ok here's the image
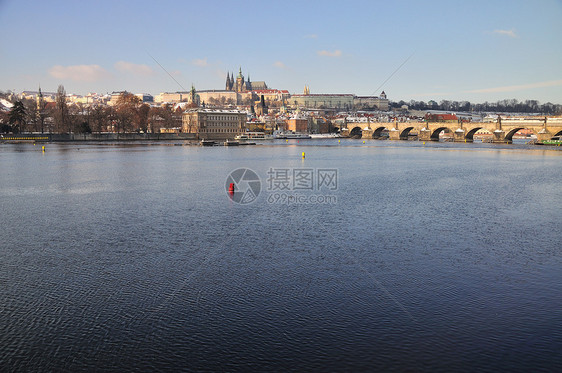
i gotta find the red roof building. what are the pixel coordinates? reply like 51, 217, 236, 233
425, 113, 458, 122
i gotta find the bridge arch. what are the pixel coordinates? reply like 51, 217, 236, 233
430, 127, 451, 141
349, 126, 362, 138
504, 127, 538, 142
372, 126, 387, 139
465, 127, 484, 141
399, 127, 415, 140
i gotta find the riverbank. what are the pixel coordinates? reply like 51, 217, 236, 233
0, 133, 197, 142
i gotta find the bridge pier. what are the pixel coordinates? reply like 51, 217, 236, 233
491, 130, 509, 143
453, 128, 466, 142
537, 130, 553, 142
419, 128, 432, 142
362, 129, 373, 139
388, 128, 401, 140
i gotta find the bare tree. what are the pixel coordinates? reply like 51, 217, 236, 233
89, 105, 110, 133
114, 93, 141, 133
23, 99, 38, 132
137, 103, 150, 132
54, 85, 69, 133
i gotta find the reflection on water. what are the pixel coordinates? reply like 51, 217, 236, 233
1, 141, 561, 371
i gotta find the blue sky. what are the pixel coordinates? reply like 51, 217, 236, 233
1, 0, 561, 103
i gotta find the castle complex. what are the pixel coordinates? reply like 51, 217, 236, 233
225, 67, 268, 92
154, 66, 389, 111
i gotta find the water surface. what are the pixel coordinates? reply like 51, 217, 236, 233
1, 140, 561, 371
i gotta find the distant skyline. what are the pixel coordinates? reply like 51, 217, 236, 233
1, 0, 561, 104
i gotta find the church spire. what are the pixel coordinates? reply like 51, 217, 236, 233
37, 84, 44, 110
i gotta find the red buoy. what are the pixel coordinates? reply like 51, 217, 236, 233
229, 183, 235, 195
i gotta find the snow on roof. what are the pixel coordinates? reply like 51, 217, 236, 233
252, 89, 289, 94
0, 98, 14, 109
292, 93, 354, 97
185, 108, 247, 114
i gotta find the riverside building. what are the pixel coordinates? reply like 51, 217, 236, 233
291, 87, 389, 111
181, 108, 246, 140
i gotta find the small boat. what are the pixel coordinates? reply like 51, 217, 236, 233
235, 132, 274, 140
200, 139, 216, 146
224, 140, 240, 146
309, 133, 343, 139
273, 131, 311, 139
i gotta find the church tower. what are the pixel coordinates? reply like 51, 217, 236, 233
188, 84, 199, 107
226, 73, 231, 91
236, 67, 244, 93
36, 86, 44, 110
37, 85, 45, 133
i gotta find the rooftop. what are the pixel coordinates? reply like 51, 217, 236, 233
184, 108, 247, 114
292, 93, 354, 97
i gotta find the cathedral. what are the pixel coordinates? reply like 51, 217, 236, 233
225, 67, 267, 92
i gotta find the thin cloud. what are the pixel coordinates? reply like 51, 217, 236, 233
466, 79, 562, 93
215, 68, 227, 80
49, 64, 110, 82
273, 61, 286, 69
492, 29, 517, 38
317, 49, 342, 57
170, 70, 183, 78
192, 58, 208, 67
114, 61, 154, 76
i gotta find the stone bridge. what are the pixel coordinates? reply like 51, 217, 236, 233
343, 117, 562, 143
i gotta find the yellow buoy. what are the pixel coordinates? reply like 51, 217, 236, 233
302, 152, 305, 159
42, 146, 45, 152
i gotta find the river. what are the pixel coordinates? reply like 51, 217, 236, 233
1, 139, 561, 371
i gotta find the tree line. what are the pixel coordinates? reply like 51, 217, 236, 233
2, 86, 562, 134
391, 99, 562, 115
0, 85, 182, 134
